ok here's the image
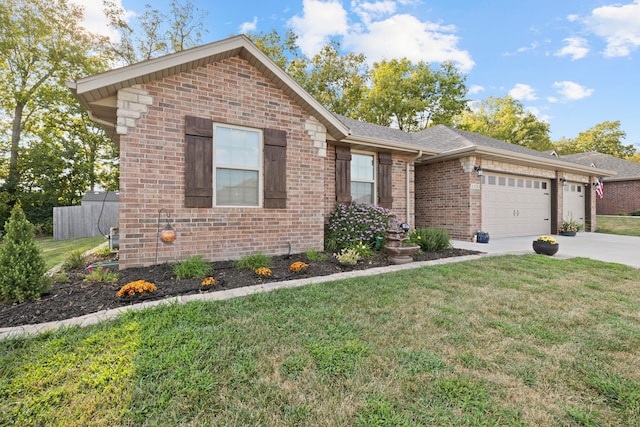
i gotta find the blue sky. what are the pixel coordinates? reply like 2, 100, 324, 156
76, 0, 640, 149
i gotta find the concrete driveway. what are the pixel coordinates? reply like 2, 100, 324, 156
453, 233, 640, 269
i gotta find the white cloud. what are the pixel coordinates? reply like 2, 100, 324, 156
352, 1, 397, 24
584, 0, 640, 57
289, 0, 349, 56
525, 106, 551, 123
555, 37, 590, 60
239, 17, 258, 34
503, 41, 539, 56
70, 0, 134, 41
509, 83, 538, 101
550, 81, 594, 102
289, 0, 475, 72
468, 85, 485, 95
344, 14, 475, 72
567, 14, 580, 22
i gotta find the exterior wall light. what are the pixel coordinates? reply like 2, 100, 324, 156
473, 166, 483, 176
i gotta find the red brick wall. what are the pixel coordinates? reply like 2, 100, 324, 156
415, 160, 480, 240
323, 144, 415, 227
596, 180, 640, 215
118, 57, 326, 269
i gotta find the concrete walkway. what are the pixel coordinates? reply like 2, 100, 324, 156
1, 232, 637, 340
452, 232, 640, 269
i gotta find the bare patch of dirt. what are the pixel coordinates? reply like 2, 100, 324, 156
0, 249, 480, 328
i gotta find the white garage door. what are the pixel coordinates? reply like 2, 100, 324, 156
563, 182, 585, 224
481, 173, 551, 238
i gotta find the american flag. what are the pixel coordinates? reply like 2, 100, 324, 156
595, 179, 604, 199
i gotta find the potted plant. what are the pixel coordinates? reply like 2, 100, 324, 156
533, 235, 559, 256
559, 217, 582, 236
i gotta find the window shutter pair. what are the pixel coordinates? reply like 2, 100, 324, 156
334, 146, 393, 209
184, 115, 287, 208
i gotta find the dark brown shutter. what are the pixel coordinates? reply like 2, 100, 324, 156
378, 152, 393, 208
263, 128, 287, 209
335, 145, 352, 203
185, 116, 213, 208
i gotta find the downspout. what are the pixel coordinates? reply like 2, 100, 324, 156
407, 150, 423, 225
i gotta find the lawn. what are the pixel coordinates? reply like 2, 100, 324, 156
36, 235, 107, 269
1, 255, 639, 426
596, 215, 640, 236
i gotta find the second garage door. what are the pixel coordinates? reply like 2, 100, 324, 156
481, 173, 551, 238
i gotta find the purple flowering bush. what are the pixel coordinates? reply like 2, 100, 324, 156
325, 203, 390, 251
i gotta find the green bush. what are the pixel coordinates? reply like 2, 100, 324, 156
334, 248, 360, 265
63, 250, 86, 270
0, 205, 51, 303
409, 227, 451, 252
630, 210, 640, 217
235, 252, 272, 270
325, 203, 389, 252
172, 255, 213, 279
305, 249, 328, 262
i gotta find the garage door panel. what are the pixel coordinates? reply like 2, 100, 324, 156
563, 183, 585, 223
482, 173, 551, 238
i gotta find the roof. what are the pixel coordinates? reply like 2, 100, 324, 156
82, 191, 120, 202
561, 152, 640, 181
67, 35, 350, 144
410, 125, 615, 176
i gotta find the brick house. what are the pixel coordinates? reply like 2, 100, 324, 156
68, 35, 613, 269
562, 152, 640, 215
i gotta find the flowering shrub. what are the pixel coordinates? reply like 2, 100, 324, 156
334, 248, 360, 265
350, 241, 374, 258
325, 203, 389, 251
536, 235, 558, 245
116, 280, 157, 298
255, 267, 272, 277
201, 277, 217, 287
84, 264, 119, 284
289, 261, 309, 273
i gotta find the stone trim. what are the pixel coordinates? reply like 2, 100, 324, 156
305, 116, 327, 157
116, 85, 153, 135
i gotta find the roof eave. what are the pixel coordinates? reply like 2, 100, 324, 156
420, 146, 617, 177
340, 135, 436, 155
69, 35, 350, 141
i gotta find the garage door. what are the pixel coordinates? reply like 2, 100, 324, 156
481, 173, 551, 238
563, 182, 585, 224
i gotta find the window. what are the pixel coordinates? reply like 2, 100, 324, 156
351, 152, 375, 204
214, 125, 262, 206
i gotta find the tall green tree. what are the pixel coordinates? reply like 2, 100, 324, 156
103, 0, 208, 65
360, 59, 467, 131
0, 0, 102, 199
554, 121, 635, 158
455, 96, 553, 151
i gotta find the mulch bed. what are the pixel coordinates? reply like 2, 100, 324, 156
0, 248, 481, 328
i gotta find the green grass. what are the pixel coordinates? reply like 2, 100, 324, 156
34, 236, 106, 270
596, 215, 640, 236
1, 255, 639, 426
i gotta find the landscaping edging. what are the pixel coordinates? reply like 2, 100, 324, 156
0, 254, 484, 340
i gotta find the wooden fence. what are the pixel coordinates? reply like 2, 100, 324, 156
53, 203, 119, 240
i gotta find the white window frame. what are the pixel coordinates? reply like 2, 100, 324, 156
350, 150, 377, 205
212, 123, 263, 207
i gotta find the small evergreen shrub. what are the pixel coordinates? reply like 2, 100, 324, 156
630, 210, 640, 216
325, 203, 389, 252
63, 250, 86, 270
409, 227, 452, 252
0, 206, 50, 303
235, 252, 272, 270
305, 248, 328, 262
172, 255, 213, 279
334, 248, 361, 265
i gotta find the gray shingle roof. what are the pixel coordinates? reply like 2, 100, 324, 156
561, 152, 640, 180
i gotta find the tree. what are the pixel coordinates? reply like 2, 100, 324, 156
0, 0, 102, 200
103, 0, 208, 65
360, 59, 468, 131
0, 205, 50, 303
455, 96, 553, 151
554, 121, 635, 158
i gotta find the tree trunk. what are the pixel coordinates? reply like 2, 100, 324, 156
7, 102, 24, 197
